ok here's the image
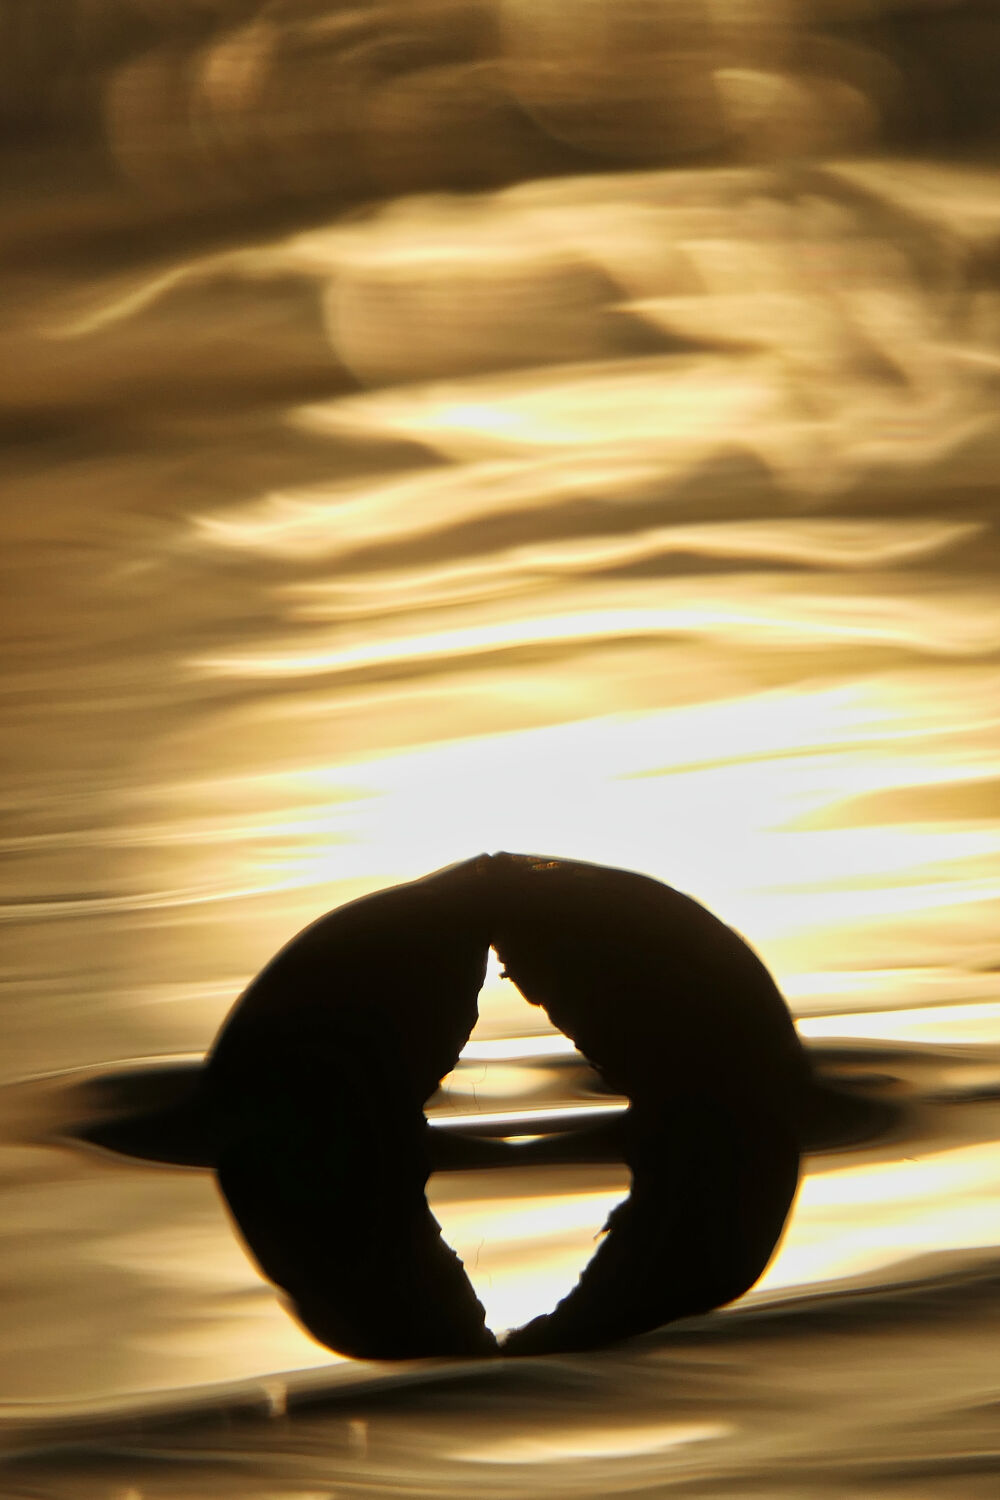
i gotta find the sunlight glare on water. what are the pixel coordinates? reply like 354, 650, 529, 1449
3, 1, 1000, 1494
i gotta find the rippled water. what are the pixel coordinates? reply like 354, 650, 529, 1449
3, 2, 1000, 1494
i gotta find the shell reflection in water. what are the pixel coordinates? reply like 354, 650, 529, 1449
3, 0, 1000, 1496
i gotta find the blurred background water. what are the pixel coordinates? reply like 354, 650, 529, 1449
3, 1, 1000, 1494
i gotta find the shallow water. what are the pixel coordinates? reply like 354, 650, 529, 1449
3, 1, 1000, 1493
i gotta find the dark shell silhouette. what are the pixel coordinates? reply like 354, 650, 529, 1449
200, 853, 809, 1358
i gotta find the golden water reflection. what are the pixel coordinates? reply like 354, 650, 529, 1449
3, 5, 1000, 1486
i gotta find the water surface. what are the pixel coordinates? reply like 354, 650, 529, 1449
3, 2, 1000, 1493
